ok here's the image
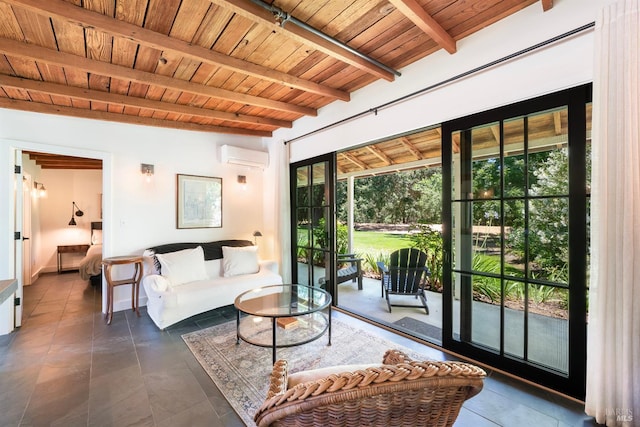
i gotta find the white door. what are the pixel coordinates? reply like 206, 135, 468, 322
22, 173, 32, 286
14, 149, 24, 327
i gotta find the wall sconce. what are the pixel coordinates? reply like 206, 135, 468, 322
253, 230, 262, 245
68, 201, 84, 226
238, 175, 247, 189
141, 163, 154, 182
33, 181, 47, 198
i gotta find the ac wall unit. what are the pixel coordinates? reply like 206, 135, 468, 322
220, 145, 269, 169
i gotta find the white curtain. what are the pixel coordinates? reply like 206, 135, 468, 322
273, 141, 291, 283
586, 1, 640, 425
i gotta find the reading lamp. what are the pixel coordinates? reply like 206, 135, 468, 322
68, 201, 84, 226
253, 230, 262, 245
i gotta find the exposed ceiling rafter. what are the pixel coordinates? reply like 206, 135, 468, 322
399, 137, 424, 160
366, 145, 393, 165
0, 37, 317, 117
0, 97, 271, 136
0, 75, 291, 129
207, 0, 396, 81
341, 152, 368, 170
2, 0, 350, 102
389, 0, 457, 54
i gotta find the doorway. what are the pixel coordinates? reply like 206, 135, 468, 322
290, 154, 337, 295
15, 148, 106, 326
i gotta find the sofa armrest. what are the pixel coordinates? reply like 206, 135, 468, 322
142, 275, 178, 308
259, 260, 279, 275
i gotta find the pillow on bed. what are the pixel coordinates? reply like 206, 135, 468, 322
222, 245, 259, 277
91, 229, 103, 245
156, 246, 207, 286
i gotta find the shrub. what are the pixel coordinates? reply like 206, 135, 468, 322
409, 224, 443, 290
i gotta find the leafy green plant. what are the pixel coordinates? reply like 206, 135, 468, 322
360, 249, 390, 278
473, 277, 501, 303
409, 224, 443, 290
529, 284, 558, 304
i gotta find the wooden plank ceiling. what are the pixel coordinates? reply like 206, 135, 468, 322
0, 0, 548, 136
3, 0, 552, 169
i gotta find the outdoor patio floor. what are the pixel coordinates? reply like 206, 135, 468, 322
336, 275, 568, 373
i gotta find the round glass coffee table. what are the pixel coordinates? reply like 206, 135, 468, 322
234, 284, 332, 364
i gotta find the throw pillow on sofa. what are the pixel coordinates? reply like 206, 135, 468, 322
222, 245, 259, 277
156, 246, 208, 286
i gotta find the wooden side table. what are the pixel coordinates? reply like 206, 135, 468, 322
57, 244, 90, 273
102, 255, 143, 325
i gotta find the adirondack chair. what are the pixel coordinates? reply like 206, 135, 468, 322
319, 253, 363, 290
377, 248, 430, 314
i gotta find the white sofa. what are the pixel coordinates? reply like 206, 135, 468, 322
142, 240, 283, 329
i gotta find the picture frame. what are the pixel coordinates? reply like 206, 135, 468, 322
176, 174, 222, 229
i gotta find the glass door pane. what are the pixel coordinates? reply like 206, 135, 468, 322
444, 85, 591, 399
292, 156, 335, 295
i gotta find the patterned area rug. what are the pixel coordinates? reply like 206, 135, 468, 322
182, 318, 422, 426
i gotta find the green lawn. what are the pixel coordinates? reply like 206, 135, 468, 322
352, 231, 412, 253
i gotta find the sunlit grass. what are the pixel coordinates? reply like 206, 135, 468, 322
353, 231, 412, 252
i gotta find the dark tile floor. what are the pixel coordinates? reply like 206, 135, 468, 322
0, 272, 599, 426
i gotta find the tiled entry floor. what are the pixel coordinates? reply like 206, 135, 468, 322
0, 272, 599, 426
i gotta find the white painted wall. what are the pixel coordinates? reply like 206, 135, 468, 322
273, 0, 608, 161
0, 112, 268, 324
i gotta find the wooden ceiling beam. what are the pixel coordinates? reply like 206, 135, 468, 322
25, 152, 101, 169
0, 37, 316, 117
32, 159, 101, 168
388, 0, 456, 54
207, 0, 395, 82
490, 125, 500, 143
399, 137, 424, 160
0, 74, 291, 128
541, 0, 553, 12
366, 145, 393, 165
3, 0, 349, 102
340, 152, 368, 170
0, 97, 272, 137
553, 111, 562, 135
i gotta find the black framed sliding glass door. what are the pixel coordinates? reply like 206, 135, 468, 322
290, 154, 337, 298
442, 85, 591, 399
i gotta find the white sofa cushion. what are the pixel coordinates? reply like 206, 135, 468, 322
222, 245, 259, 277
204, 258, 223, 279
156, 246, 207, 286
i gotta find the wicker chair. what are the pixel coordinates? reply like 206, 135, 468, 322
254, 349, 486, 427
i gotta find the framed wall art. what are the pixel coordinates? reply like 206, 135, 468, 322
176, 174, 222, 229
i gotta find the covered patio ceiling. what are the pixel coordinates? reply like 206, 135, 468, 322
335, 104, 592, 179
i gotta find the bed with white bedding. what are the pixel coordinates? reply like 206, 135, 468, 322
79, 221, 102, 284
